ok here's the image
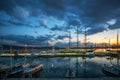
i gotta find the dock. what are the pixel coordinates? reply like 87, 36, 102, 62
0, 52, 118, 57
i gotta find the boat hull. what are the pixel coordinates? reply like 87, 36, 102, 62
7, 70, 24, 78
7, 65, 24, 78
102, 68, 120, 77
23, 64, 43, 76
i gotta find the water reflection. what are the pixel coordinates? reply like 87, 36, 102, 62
0, 56, 119, 78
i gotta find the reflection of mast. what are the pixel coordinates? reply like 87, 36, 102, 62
76, 57, 78, 77
83, 57, 86, 77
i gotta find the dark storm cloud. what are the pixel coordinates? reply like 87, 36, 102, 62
55, 41, 83, 47
76, 0, 120, 24
50, 25, 65, 31
0, 0, 120, 35
0, 0, 29, 21
36, 35, 53, 41
2, 35, 34, 44
0, 0, 16, 14
0, 18, 40, 28
1, 34, 55, 46
1, 34, 71, 46
87, 26, 106, 35
0, 21, 7, 26
39, 0, 67, 19
56, 35, 69, 40
67, 17, 80, 27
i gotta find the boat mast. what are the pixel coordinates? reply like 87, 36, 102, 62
69, 31, 71, 51
76, 26, 79, 77
0, 36, 3, 54
77, 26, 79, 49
10, 45, 12, 70
117, 29, 119, 67
109, 39, 110, 51
84, 26, 87, 52
84, 26, 87, 77
24, 35, 27, 64
117, 29, 119, 51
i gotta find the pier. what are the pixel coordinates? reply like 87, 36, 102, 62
0, 52, 118, 57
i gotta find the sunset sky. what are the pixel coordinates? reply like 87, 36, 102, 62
0, 0, 120, 47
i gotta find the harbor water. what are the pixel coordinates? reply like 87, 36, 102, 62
0, 55, 120, 79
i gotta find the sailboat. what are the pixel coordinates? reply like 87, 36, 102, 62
102, 29, 120, 77
22, 35, 43, 77
0, 46, 20, 73
66, 31, 76, 78
6, 36, 29, 78
7, 64, 25, 78
22, 63, 43, 77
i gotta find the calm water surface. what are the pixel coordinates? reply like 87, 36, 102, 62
0, 56, 119, 78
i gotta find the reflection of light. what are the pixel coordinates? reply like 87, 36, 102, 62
94, 49, 106, 52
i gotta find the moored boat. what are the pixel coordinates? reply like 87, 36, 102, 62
7, 64, 25, 78
22, 63, 43, 77
7, 63, 29, 78
102, 64, 120, 77
102, 29, 120, 77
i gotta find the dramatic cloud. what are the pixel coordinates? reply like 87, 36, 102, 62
55, 41, 83, 47
0, 0, 120, 47
109, 19, 120, 30
40, 18, 48, 28
55, 35, 69, 40
51, 25, 64, 31
1, 34, 53, 45
12, 6, 29, 20
87, 24, 109, 35
0, 0, 120, 29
